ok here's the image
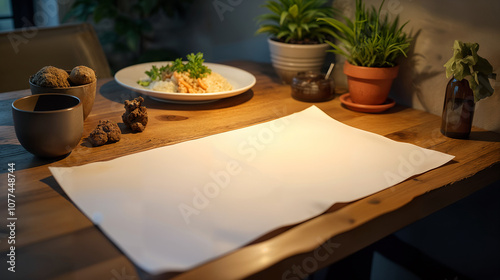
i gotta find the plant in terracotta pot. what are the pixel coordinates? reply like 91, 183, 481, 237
256, 0, 335, 84
318, 0, 411, 106
441, 40, 496, 139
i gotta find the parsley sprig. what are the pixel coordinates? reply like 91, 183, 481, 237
137, 52, 211, 86
183, 53, 211, 79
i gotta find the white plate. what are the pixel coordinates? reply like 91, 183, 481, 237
114, 62, 256, 102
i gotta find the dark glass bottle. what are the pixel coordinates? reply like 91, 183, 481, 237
440, 78, 475, 139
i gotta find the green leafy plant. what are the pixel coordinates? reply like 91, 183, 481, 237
64, 0, 193, 70
318, 0, 411, 67
256, 0, 335, 44
182, 52, 211, 79
137, 52, 211, 86
444, 40, 496, 102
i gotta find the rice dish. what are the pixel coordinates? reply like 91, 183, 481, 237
148, 80, 178, 92
137, 53, 234, 94
146, 71, 232, 94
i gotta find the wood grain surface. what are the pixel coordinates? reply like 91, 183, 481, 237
0, 61, 498, 280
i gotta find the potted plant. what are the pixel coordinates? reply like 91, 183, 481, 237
441, 40, 496, 138
256, 0, 335, 84
318, 0, 411, 105
63, 0, 194, 72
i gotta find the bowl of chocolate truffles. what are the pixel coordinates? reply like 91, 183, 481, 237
29, 65, 97, 120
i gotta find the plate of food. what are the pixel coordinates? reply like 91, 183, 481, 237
114, 53, 256, 103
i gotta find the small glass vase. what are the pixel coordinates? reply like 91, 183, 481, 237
440, 78, 475, 139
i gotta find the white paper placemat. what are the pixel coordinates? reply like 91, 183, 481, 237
50, 106, 454, 274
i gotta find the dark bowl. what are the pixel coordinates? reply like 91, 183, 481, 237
29, 78, 96, 120
12, 93, 84, 158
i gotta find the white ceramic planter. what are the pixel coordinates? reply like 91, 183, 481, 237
268, 38, 330, 84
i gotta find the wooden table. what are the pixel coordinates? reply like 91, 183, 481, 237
0, 61, 499, 280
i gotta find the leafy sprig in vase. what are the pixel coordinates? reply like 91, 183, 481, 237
441, 40, 496, 138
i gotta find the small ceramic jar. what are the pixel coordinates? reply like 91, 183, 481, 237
291, 71, 335, 102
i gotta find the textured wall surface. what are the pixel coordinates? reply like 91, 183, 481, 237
59, 0, 499, 132
334, 0, 500, 132
184, 0, 500, 132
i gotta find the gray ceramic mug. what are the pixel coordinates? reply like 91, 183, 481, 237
12, 93, 84, 158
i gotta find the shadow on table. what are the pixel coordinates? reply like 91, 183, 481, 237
99, 80, 139, 104
0, 144, 71, 173
41, 176, 71, 201
469, 131, 500, 142
142, 201, 354, 280
339, 103, 408, 115
41, 173, 185, 280
99, 80, 254, 111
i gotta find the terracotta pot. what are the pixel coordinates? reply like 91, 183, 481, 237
343, 61, 399, 105
268, 38, 329, 84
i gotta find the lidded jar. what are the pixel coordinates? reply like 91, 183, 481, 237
291, 71, 335, 102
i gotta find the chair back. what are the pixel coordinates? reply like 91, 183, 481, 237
0, 23, 111, 92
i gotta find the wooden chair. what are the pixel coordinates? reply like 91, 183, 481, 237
0, 23, 111, 93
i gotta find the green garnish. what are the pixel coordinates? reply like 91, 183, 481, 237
137, 80, 151, 87
444, 40, 496, 103
136, 52, 211, 86
137, 65, 168, 86
183, 53, 211, 79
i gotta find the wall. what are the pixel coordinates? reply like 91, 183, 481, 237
359, 0, 500, 133
57, 0, 499, 132
179, 0, 270, 63
176, 0, 500, 133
